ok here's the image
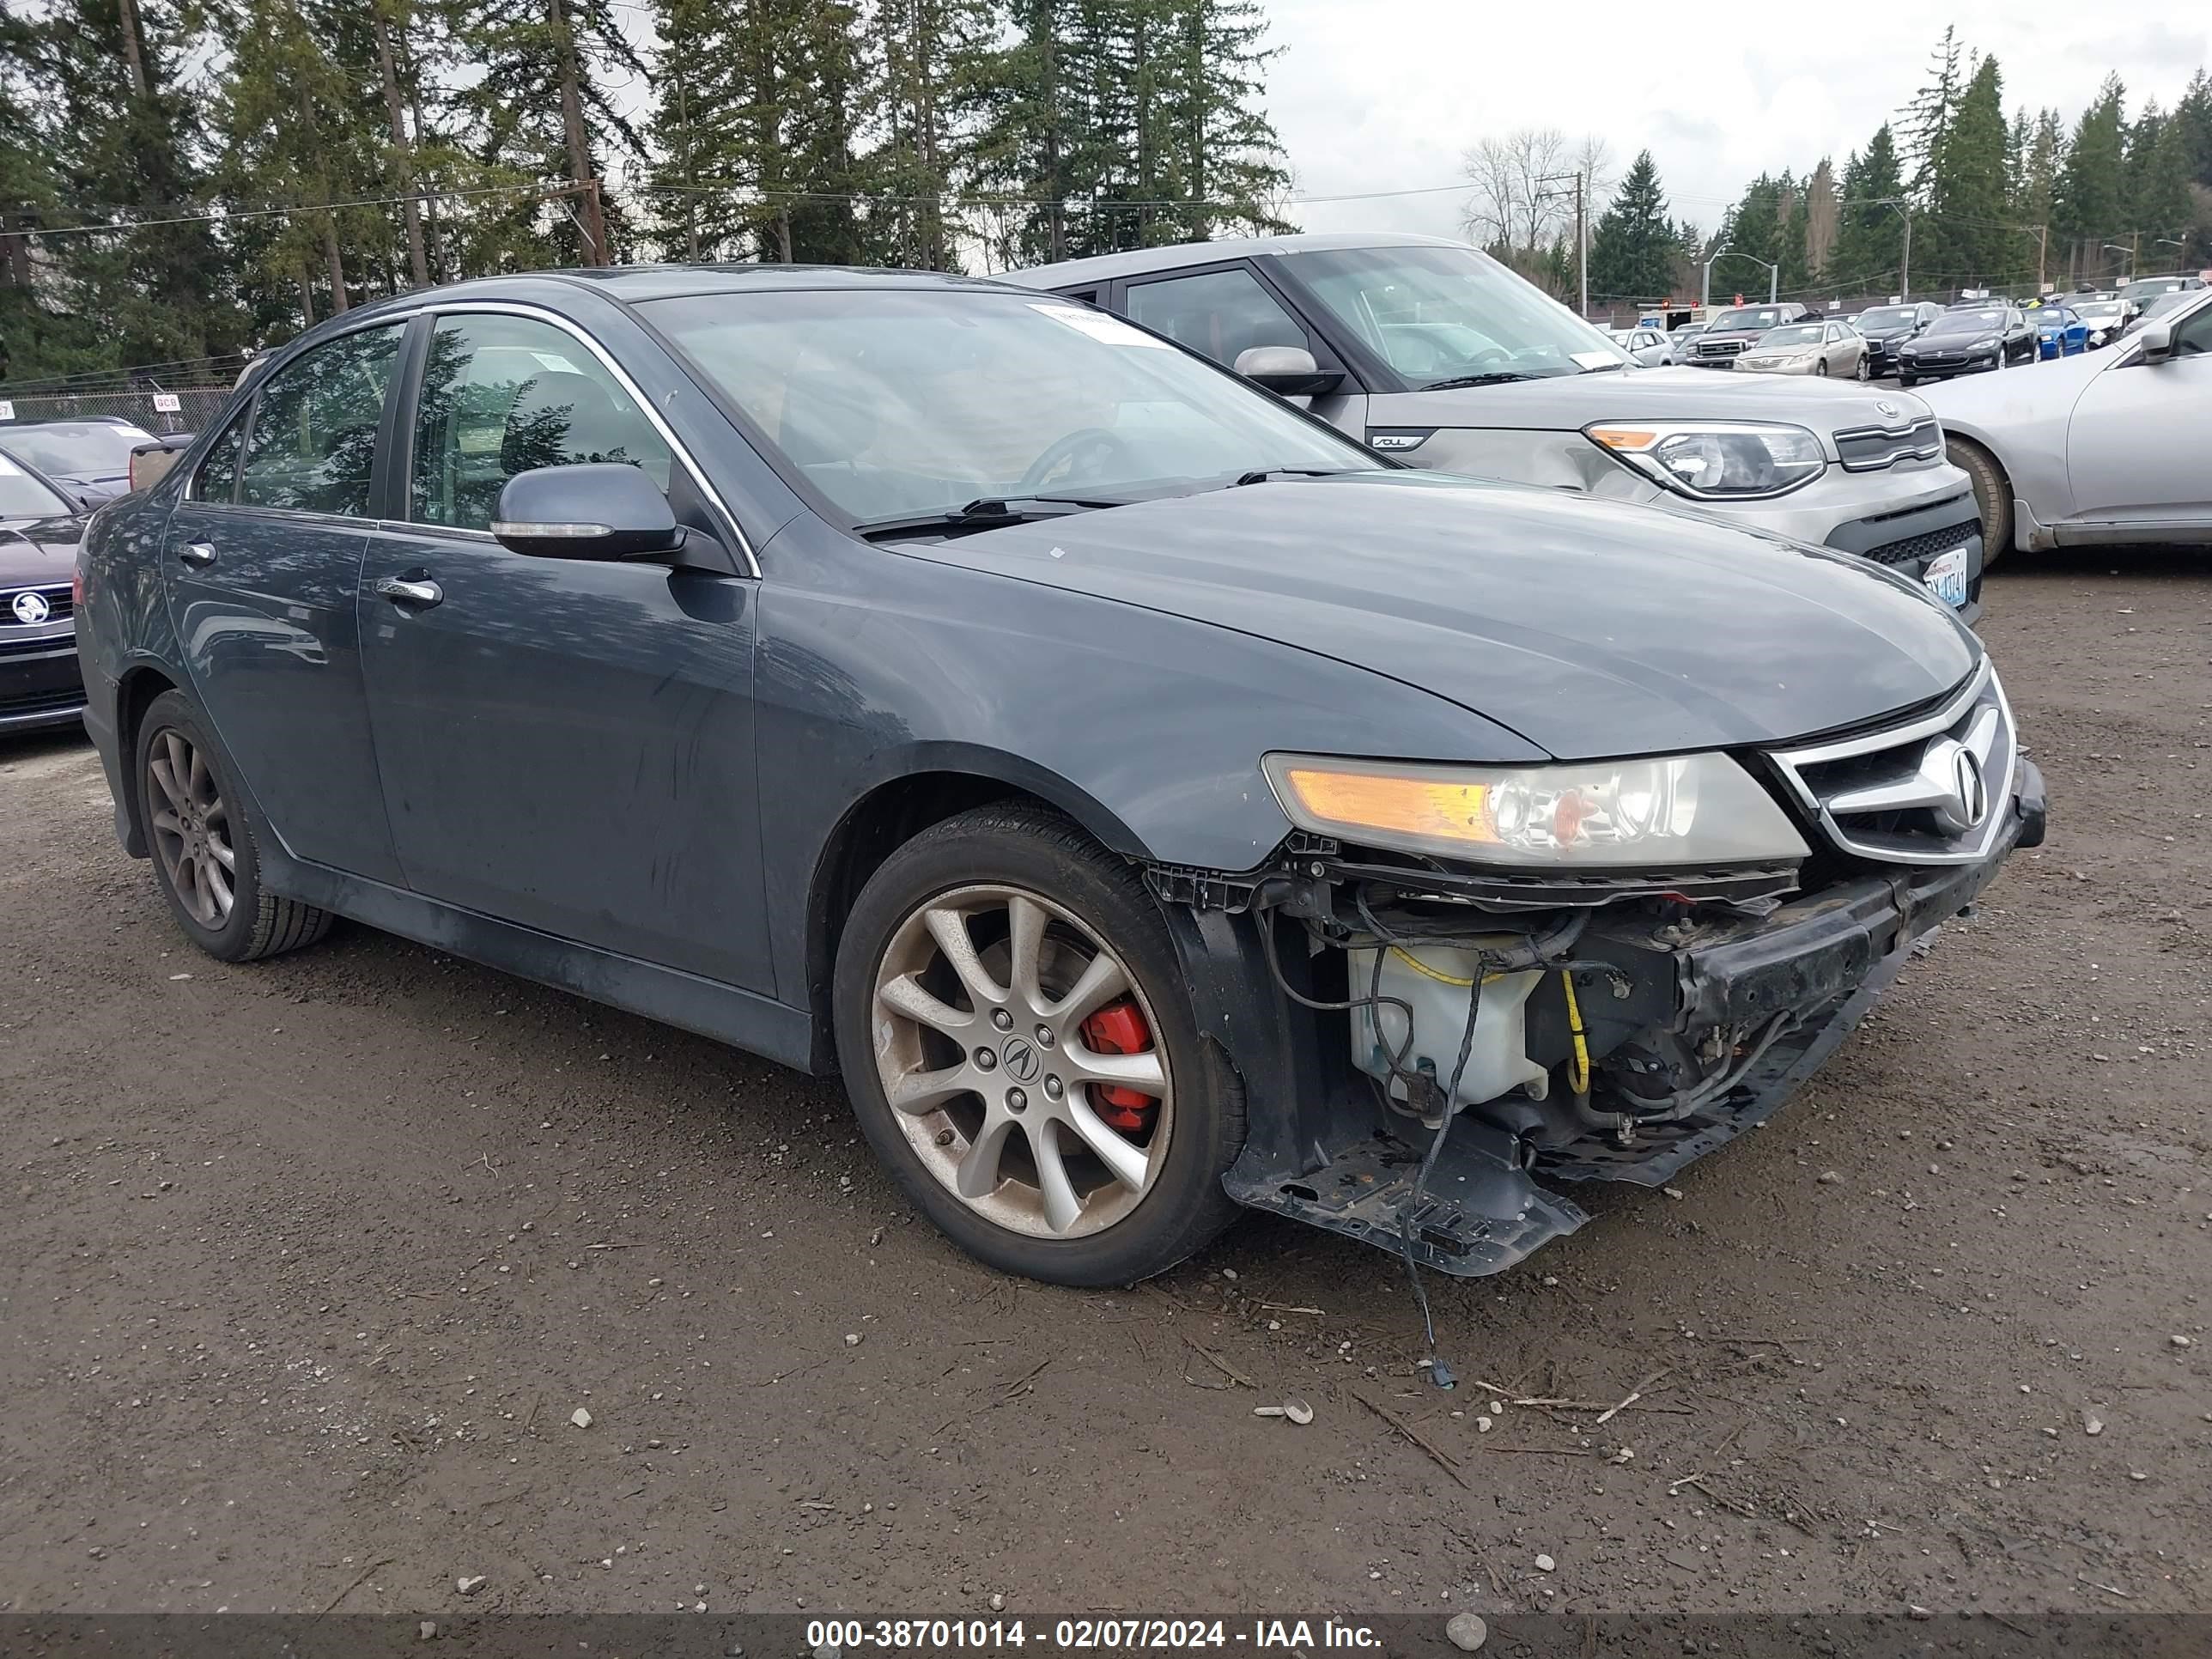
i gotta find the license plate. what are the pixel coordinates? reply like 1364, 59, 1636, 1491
1923, 547, 1970, 609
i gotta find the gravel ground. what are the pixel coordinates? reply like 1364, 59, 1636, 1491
2, 548, 2207, 1623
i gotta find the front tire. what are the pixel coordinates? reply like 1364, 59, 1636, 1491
136, 690, 333, 962
833, 803, 1245, 1285
1899, 374, 1918, 388
1947, 437, 2014, 571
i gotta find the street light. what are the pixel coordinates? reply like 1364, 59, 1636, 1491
2102, 242, 2135, 276
1702, 248, 1778, 307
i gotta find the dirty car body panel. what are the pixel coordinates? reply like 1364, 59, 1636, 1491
75, 264, 2043, 1282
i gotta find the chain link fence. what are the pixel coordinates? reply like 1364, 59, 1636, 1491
0, 384, 236, 437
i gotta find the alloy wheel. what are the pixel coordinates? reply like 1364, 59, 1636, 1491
146, 728, 235, 928
870, 883, 1173, 1239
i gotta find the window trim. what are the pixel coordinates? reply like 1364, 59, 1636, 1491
399, 301, 757, 576
1119, 260, 1322, 374
228, 313, 416, 523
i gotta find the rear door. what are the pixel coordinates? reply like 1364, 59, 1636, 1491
355, 307, 775, 992
163, 320, 409, 884
2063, 300, 2212, 536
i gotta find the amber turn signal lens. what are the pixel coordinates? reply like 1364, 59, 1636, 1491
1278, 766, 1501, 848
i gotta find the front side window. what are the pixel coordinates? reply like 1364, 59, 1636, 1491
1284, 243, 1627, 386
2172, 301, 2212, 358
238, 325, 404, 515
1123, 267, 1313, 369
644, 289, 1376, 526
410, 314, 673, 532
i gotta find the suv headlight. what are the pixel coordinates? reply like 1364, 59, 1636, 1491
1583, 420, 1826, 500
1262, 751, 1809, 868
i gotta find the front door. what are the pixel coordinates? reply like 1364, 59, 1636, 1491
2064, 303, 2212, 534
356, 309, 774, 993
163, 322, 409, 884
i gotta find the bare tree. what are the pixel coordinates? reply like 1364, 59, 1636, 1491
1458, 128, 1614, 256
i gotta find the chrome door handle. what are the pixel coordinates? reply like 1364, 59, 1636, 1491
374, 575, 443, 609
178, 540, 217, 568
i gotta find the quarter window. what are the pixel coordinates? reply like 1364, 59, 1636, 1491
1123, 267, 1312, 371
192, 408, 250, 502
409, 314, 672, 532
237, 325, 404, 516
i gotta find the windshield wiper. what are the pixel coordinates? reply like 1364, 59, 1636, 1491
1420, 371, 1540, 390
853, 495, 1121, 542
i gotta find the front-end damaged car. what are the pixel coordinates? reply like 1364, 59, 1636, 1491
74, 267, 2043, 1288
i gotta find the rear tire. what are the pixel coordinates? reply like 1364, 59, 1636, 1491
833, 803, 1245, 1285
1899, 374, 1917, 388
136, 689, 333, 963
1946, 437, 2014, 571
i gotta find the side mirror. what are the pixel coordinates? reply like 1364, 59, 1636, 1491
491, 462, 684, 561
1233, 344, 1342, 398
2136, 320, 2176, 363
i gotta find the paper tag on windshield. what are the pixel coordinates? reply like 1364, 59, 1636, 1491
1030, 303, 1170, 348
1571, 350, 1620, 370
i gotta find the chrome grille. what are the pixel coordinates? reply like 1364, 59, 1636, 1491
1769, 660, 2016, 866
1, 583, 73, 629
1833, 417, 1944, 472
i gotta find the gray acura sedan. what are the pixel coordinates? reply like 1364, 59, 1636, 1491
76, 266, 2045, 1286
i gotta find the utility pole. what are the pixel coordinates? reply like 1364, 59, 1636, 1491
2033, 224, 2046, 292
1874, 197, 1913, 297
1577, 170, 1589, 320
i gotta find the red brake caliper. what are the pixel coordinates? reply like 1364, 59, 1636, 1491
1079, 999, 1158, 1132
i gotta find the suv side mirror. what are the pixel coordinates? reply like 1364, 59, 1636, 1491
1233, 344, 1342, 398
492, 462, 687, 562
2136, 319, 2177, 363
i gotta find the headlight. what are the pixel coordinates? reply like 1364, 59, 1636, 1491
1261, 751, 1809, 868
1584, 420, 1826, 500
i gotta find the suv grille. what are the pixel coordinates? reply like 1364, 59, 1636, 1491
1834, 418, 1944, 472
1769, 660, 2016, 866
1861, 518, 1978, 569
1694, 338, 1747, 359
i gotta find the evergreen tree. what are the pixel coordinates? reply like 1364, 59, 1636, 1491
861, 0, 1000, 269
1832, 124, 1907, 293
1900, 27, 1963, 197
4, 0, 235, 376
2009, 107, 2065, 288
1924, 53, 2008, 285
1587, 149, 1675, 301
1802, 157, 1838, 283
2127, 105, 2193, 255
2056, 75, 2128, 283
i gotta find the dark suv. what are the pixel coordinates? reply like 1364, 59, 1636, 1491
75, 266, 2043, 1287
1851, 301, 1944, 378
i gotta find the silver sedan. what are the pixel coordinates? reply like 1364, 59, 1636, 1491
1924, 289, 2212, 565
1735, 319, 1869, 380
1605, 326, 1676, 367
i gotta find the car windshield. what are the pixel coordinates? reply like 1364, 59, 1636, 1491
0, 421, 153, 477
2036, 309, 2075, 325
1706, 307, 1789, 332
644, 289, 1377, 525
1930, 309, 2004, 335
1856, 307, 1919, 330
1757, 325, 1824, 347
0, 453, 76, 517
1279, 243, 1628, 385
2075, 301, 2123, 318
2123, 279, 2185, 299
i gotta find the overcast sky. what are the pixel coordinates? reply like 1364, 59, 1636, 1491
1262, 1, 2210, 240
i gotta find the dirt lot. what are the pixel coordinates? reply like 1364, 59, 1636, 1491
3, 549, 2208, 1626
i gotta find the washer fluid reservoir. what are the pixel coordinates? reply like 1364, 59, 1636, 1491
1349, 944, 1548, 1111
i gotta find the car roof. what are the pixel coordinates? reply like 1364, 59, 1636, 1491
1002, 231, 1473, 288
0, 413, 146, 430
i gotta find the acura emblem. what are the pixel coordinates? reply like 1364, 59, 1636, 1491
1000, 1036, 1042, 1084
1949, 746, 1989, 830
10, 590, 50, 625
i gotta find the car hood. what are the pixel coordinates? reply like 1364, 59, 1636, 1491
1917, 344, 2106, 420
1902, 332, 1998, 351
898, 473, 1978, 760
0, 513, 86, 586
1391, 367, 1927, 441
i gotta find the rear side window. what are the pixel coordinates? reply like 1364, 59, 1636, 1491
192, 409, 249, 502
238, 325, 404, 516
1123, 267, 1311, 370
409, 313, 672, 532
